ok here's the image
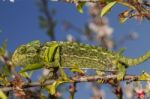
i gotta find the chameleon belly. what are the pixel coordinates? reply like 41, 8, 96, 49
59, 42, 118, 71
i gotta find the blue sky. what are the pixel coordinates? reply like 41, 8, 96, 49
0, 0, 150, 98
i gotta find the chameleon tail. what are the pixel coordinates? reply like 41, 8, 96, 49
119, 51, 150, 66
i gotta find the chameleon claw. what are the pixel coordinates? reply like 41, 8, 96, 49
117, 74, 124, 81
117, 63, 126, 81
96, 70, 105, 76
71, 64, 85, 75
97, 79, 105, 84
58, 66, 70, 81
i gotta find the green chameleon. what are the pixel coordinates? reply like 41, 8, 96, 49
11, 40, 150, 93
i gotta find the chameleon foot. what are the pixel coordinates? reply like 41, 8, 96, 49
96, 70, 105, 84
43, 67, 71, 95
46, 68, 72, 95
40, 69, 56, 87
71, 64, 85, 75
117, 63, 126, 81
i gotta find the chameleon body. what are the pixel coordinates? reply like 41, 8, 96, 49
12, 40, 150, 80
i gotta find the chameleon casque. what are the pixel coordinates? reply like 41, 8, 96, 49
11, 40, 150, 85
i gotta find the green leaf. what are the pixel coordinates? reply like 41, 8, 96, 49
119, 17, 128, 23
19, 63, 43, 73
100, 1, 117, 17
0, 40, 7, 56
46, 80, 67, 95
77, 2, 86, 13
3, 65, 11, 76
0, 90, 7, 99
20, 71, 33, 78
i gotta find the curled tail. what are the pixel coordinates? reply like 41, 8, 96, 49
119, 51, 150, 66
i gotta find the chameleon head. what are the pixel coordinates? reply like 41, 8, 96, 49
11, 40, 41, 66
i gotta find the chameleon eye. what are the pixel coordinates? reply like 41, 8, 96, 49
26, 47, 37, 53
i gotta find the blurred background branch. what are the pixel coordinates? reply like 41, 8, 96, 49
38, 0, 56, 40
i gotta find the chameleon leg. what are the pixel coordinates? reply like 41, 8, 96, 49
55, 46, 70, 81
70, 64, 85, 75
47, 63, 71, 95
118, 48, 126, 55
45, 42, 69, 81
96, 70, 105, 83
45, 46, 71, 95
40, 68, 58, 84
117, 62, 126, 81
96, 70, 105, 76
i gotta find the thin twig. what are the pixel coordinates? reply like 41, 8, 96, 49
51, 0, 100, 3
69, 82, 77, 99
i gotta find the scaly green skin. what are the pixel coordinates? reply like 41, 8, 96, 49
12, 40, 150, 79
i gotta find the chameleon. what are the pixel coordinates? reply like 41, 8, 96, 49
11, 40, 150, 90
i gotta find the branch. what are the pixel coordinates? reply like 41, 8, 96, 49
52, 0, 100, 3
0, 55, 18, 76
52, 0, 150, 4
0, 74, 148, 92
38, 0, 56, 40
